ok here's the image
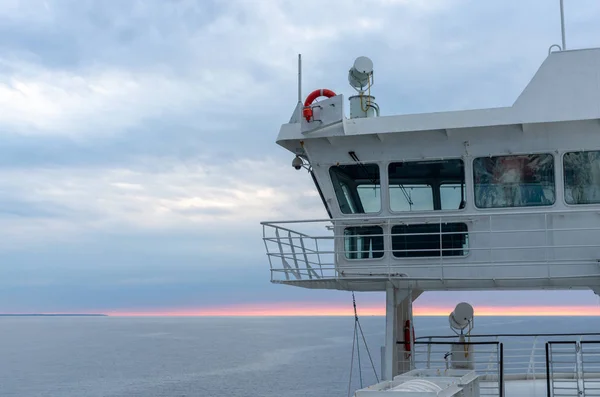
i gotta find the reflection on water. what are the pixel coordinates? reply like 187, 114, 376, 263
1, 316, 599, 396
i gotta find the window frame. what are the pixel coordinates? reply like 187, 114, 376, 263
342, 225, 386, 261
387, 158, 467, 214
562, 150, 600, 207
390, 222, 470, 259
329, 163, 383, 216
472, 152, 557, 210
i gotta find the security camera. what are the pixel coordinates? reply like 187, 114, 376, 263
292, 156, 303, 170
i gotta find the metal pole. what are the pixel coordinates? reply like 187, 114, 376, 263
384, 284, 397, 381
560, 0, 567, 50
298, 54, 302, 102
499, 343, 504, 397
297, 54, 302, 122
408, 288, 415, 371
545, 343, 551, 397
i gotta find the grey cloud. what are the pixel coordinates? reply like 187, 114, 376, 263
0, 196, 69, 218
1, 1, 590, 169
0, 0, 223, 72
0, 114, 273, 171
0, 227, 278, 312
174, 206, 233, 216
3, 0, 594, 169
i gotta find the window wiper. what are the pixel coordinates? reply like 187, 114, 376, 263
348, 151, 379, 186
397, 184, 414, 208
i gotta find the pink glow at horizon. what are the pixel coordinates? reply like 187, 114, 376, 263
101, 302, 600, 317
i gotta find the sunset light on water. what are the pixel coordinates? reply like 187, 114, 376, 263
105, 303, 600, 317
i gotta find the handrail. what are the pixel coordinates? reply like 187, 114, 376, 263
545, 339, 596, 397
407, 334, 600, 397
262, 210, 600, 285
261, 208, 600, 225
417, 333, 600, 340
401, 340, 502, 345
265, 226, 600, 239
408, 340, 503, 396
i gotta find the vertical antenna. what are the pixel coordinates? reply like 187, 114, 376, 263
560, 0, 567, 50
298, 54, 302, 122
298, 54, 302, 103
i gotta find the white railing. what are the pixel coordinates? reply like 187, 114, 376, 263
262, 209, 600, 283
409, 334, 600, 397
547, 340, 600, 397
581, 341, 600, 397
410, 340, 502, 396
261, 221, 333, 280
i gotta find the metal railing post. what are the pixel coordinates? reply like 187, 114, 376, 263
275, 227, 290, 281
576, 336, 583, 395
527, 336, 538, 380
439, 219, 444, 279
426, 337, 432, 369
288, 231, 301, 279
487, 336, 499, 373
546, 342, 551, 397
263, 224, 275, 282
545, 213, 551, 278
489, 215, 494, 264
499, 343, 504, 397
387, 219, 392, 277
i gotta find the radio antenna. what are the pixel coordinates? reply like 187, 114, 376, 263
297, 54, 302, 122
560, 0, 567, 50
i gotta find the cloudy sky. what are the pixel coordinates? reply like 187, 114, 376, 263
2, 0, 600, 315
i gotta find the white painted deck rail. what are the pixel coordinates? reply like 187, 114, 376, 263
409, 334, 600, 397
262, 209, 600, 289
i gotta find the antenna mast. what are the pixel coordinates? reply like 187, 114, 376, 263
298, 54, 302, 104
297, 54, 302, 122
560, 0, 567, 50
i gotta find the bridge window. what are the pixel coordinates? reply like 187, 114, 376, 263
344, 226, 384, 259
330, 164, 381, 214
390, 184, 433, 211
564, 151, 600, 205
441, 183, 466, 209
388, 159, 465, 212
473, 154, 555, 208
391, 223, 468, 257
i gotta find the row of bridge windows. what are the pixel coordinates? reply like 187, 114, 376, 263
329, 150, 600, 214
343, 224, 469, 260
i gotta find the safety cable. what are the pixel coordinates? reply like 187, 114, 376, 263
347, 292, 380, 397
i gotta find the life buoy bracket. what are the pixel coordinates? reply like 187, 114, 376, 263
303, 89, 337, 122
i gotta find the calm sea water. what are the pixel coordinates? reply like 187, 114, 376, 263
1, 316, 599, 396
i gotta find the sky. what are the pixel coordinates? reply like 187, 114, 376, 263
2, 0, 600, 316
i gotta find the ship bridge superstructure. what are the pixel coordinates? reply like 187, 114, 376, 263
263, 48, 600, 295
261, 39, 600, 393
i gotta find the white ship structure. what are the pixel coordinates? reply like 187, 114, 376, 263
261, 5, 600, 396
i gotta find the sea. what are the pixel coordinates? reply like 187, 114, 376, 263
1, 315, 599, 397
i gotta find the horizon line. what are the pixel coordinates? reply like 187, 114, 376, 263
104, 304, 600, 317
4, 313, 600, 317
6, 304, 600, 317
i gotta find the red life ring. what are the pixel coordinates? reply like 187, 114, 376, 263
303, 89, 336, 122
